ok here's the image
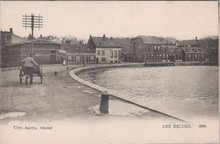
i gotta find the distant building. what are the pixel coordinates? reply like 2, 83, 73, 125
131, 35, 178, 62
181, 47, 206, 62
208, 47, 218, 65
4, 38, 61, 67
177, 37, 216, 64
61, 43, 96, 64
1, 28, 26, 67
87, 34, 122, 63
199, 37, 218, 65
178, 36, 200, 47
113, 38, 133, 62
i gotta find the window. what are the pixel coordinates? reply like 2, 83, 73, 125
145, 54, 148, 60
101, 50, 105, 56
158, 46, 160, 50
101, 57, 105, 62
195, 54, 197, 58
97, 50, 100, 56
110, 50, 113, 58
90, 56, 94, 61
72, 56, 76, 62
176, 54, 178, 60
114, 50, 118, 58
68, 56, 72, 61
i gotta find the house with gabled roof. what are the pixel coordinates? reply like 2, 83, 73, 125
87, 34, 122, 63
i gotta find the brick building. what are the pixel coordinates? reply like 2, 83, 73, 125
181, 48, 206, 62
131, 36, 178, 63
178, 37, 209, 63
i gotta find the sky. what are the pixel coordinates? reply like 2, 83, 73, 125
0, 1, 218, 40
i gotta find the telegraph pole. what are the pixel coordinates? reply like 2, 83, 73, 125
22, 14, 43, 53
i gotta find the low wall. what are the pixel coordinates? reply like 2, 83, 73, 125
69, 63, 188, 122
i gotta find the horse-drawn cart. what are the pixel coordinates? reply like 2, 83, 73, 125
19, 65, 43, 84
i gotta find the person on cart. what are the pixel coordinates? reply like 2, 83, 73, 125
22, 53, 39, 84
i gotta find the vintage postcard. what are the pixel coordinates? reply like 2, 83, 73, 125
0, 1, 219, 144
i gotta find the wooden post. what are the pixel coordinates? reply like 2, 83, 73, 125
54, 71, 57, 76
99, 91, 109, 114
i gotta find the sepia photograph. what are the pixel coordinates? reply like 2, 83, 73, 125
0, 1, 219, 144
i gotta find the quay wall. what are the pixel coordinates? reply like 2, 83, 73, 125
69, 63, 188, 122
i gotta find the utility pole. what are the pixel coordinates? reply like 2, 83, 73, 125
22, 14, 43, 53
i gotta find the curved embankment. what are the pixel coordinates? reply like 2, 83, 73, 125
69, 63, 188, 123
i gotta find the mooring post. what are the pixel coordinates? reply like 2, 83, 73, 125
54, 71, 57, 76
99, 91, 109, 114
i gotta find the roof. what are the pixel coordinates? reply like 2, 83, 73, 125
178, 39, 200, 47
7, 39, 60, 46
61, 44, 78, 53
179, 40, 194, 46
61, 43, 92, 53
181, 47, 205, 53
137, 36, 163, 45
90, 36, 121, 48
113, 38, 131, 50
136, 35, 177, 45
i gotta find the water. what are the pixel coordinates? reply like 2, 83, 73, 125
79, 66, 218, 119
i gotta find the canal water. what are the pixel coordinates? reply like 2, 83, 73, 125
79, 66, 218, 121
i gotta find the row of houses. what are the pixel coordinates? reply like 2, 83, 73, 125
130, 36, 212, 64
0, 28, 218, 67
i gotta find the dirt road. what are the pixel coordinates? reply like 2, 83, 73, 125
0, 64, 100, 121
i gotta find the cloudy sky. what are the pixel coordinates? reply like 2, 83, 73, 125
0, 1, 218, 40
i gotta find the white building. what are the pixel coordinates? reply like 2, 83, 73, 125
96, 47, 121, 63
88, 34, 122, 63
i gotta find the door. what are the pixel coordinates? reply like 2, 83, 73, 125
50, 50, 57, 63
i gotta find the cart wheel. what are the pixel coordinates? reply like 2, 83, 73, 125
25, 76, 28, 85
40, 76, 43, 84
19, 76, 22, 84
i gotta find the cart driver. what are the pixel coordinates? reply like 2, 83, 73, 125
22, 53, 39, 84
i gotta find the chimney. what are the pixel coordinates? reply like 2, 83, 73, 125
10, 28, 13, 33
195, 36, 197, 40
103, 34, 106, 40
